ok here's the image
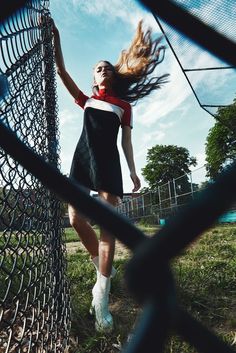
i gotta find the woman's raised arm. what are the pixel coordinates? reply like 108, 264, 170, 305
51, 21, 82, 100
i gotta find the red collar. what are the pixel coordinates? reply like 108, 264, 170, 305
98, 88, 116, 97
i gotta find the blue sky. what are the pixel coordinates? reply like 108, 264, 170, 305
50, 0, 235, 193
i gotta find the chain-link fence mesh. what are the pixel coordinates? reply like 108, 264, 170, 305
117, 167, 205, 223
153, 0, 236, 118
117, 172, 236, 225
118, 166, 236, 224
0, 1, 70, 352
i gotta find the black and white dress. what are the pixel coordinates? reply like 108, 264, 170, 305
69, 88, 133, 198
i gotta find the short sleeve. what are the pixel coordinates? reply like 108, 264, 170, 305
74, 90, 89, 109
121, 103, 133, 128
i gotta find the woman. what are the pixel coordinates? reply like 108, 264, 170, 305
51, 19, 168, 332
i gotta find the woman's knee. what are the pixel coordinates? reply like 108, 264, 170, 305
68, 205, 84, 228
100, 231, 115, 244
98, 190, 119, 207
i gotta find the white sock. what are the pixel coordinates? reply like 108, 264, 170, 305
91, 256, 117, 278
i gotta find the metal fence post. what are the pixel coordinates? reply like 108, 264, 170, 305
190, 171, 194, 200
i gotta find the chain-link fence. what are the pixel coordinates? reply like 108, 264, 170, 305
149, 0, 236, 120
118, 166, 236, 224
0, 2, 70, 352
117, 167, 208, 223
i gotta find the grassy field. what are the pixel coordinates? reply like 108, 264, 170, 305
65, 224, 236, 353
0, 224, 235, 352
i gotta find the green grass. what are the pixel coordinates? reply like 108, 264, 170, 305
0, 230, 43, 249
0, 224, 159, 247
166, 225, 236, 352
67, 250, 138, 353
66, 224, 236, 353
1, 224, 235, 352
64, 224, 159, 243
64, 227, 82, 243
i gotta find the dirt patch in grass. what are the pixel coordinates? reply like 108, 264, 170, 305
66, 239, 132, 260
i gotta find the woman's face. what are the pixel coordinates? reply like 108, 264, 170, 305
94, 61, 114, 87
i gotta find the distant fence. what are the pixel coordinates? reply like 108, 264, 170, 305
117, 167, 236, 224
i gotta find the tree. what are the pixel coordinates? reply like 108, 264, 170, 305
205, 98, 236, 179
141, 144, 197, 191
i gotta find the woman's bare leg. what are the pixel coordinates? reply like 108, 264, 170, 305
68, 204, 99, 258
98, 191, 118, 277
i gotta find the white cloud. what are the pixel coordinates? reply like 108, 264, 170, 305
142, 129, 165, 144
159, 121, 175, 130
133, 52, 192, 126
135, 129, 165, 159
51, 0, 162, 36
58, 108, 83, 147
58, 108, 83, 173
190, 153, 208, 184
58, 109, 78, 128
71, 0, 157, 30
194, 152, 206, 168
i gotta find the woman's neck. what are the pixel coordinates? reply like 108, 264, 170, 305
98, 84, 113, 94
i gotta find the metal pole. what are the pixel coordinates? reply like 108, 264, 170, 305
158, 186, 162, 220
173, 178, 177, 213
42, 16, 62, 322
168, 181, 172, 213
190, 172, 194, 200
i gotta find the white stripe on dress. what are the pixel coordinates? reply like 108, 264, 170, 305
84, 98, 124, 123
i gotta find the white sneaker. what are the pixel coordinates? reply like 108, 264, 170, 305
90, 273, 113, 332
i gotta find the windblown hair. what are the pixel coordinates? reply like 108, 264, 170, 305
113, 20, 169, 104
92, 20, 169, 104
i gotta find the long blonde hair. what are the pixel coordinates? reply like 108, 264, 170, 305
113, 20, 169, 104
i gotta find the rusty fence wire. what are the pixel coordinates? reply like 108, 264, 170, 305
0, 1, 236, 353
